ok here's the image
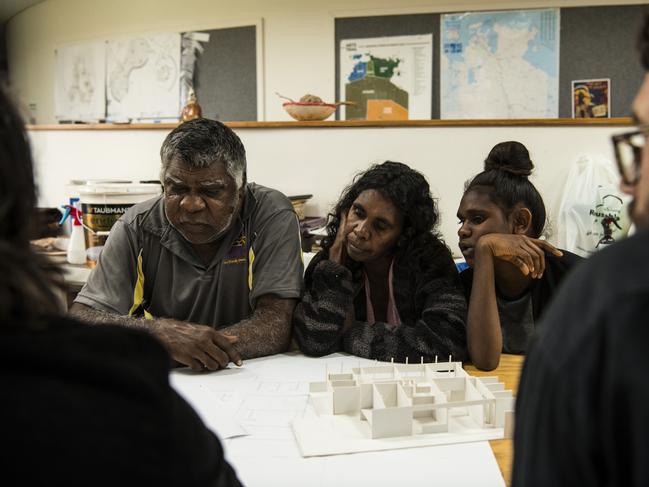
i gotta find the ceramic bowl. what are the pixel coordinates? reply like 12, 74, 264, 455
283, 102, 336, 121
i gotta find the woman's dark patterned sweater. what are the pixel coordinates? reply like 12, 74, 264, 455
293, 237, 468, 362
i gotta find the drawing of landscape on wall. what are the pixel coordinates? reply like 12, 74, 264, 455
54, 41, 106, 121
106, 33, 181, 120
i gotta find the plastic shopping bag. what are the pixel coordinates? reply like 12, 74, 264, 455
556, 155, 632, 257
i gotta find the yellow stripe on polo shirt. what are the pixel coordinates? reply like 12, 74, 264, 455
248, 246, 255, 290
129, 250, 153, 319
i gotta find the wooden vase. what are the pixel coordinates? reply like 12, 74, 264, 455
181, 90, 202, 122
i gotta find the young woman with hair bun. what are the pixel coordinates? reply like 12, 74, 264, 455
456, 141, 581, 370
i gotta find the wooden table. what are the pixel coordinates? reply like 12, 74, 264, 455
466, 354, 525, 486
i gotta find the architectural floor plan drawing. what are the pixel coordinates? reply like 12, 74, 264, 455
292, 360, 514, 457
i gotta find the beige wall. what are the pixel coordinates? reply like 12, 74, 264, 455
7, 0, 648, 123
8, 0, 646, 254
27, 123, 626, 256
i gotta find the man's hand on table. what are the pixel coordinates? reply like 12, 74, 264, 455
69, 302, 246, 372
152, 319, 242, 372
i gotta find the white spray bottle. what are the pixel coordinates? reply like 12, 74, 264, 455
59, 205, 86, 265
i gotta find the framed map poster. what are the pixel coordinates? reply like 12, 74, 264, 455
339, 34, 432, 121
441, 8, 560, 119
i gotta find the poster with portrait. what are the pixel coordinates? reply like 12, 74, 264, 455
572, 79, 610, 118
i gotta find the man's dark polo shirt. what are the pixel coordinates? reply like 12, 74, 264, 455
75, 183, 303, 327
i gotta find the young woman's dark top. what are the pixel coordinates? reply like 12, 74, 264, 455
460, 249, 582, 323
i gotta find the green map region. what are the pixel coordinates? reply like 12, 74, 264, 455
345, 53, 408, 120
345, 76, 408, 120
345, 54, 408, 120
348, 55, 401, 82
369, 56, 400, 79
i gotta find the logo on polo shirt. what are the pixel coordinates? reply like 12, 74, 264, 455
224, 234, 247, 265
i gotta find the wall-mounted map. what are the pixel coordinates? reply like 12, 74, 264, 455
441, 9, 559, 119
339, 34, 432, 121
106, 33, 181, 120
54, 42, 106, 121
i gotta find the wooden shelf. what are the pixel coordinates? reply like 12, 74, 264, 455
26, 117, 633, 131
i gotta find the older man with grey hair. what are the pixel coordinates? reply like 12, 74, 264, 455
71, 119, 303, 371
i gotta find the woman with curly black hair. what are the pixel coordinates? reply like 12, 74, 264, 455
293, 161, 468, 362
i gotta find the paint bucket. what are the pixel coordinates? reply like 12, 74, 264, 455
71, 181, 162, 267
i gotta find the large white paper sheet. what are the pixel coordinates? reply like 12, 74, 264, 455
229, 441, 505, 487
293, 414, 504, 457
171, 353, 506, 487
170, 375, 247, 439
319, 442, 505, 487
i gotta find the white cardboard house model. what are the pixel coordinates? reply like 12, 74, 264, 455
303, 360, 514, 443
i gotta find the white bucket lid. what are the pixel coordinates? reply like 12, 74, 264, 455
71, 180, 162, 196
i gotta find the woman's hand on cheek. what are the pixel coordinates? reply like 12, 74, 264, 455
329, 210, 349, 265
